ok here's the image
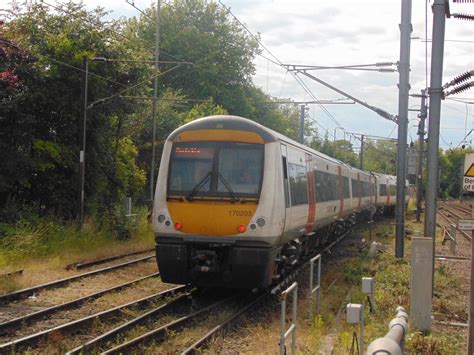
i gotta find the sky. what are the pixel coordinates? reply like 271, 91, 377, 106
75, 1, 473, 149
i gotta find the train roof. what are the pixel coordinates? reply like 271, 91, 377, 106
169, 115, 394, 178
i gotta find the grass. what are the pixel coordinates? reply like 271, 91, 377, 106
222, 216, 466, 354
0, 209, 154, 292
310, 218, 466, 354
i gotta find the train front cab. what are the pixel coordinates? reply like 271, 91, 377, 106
153, 116, 286, 289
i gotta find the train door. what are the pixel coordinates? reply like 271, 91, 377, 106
281, 144, 291, 231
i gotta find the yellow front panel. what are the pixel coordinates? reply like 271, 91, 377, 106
168, 200, 257, 236
175, 130, 265, 144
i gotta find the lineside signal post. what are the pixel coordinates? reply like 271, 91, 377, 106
460, 153, 474, 354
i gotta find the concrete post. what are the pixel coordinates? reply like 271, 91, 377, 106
410, 236, 433, 331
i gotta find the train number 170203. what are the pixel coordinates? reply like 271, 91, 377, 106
228, 210, 252, 217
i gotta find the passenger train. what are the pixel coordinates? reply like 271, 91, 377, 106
153, 115, 408, 289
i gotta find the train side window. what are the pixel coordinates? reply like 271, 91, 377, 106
328, 173, 337, 200
343, 176, 350, 199
288, 163, 308, 205
282, 156, 290, 207
282, 156, 288, 179
351, 179, 359, 198
380, 184, 387, 196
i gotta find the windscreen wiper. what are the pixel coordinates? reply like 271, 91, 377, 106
186, 171, 212, 201
217, 173, 241, 202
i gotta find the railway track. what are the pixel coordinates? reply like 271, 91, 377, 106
438, 202, 472, 242
0, 284, 189, 353
0, 272, 159, 331
0, 253, 156, 304
0, 225, 355, 353
67, 248, 155, 270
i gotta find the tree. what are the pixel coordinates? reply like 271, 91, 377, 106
125, 0, 261, 116
439, 147, 474, 198
363, 140, 397, 174
1, 2, 147, 219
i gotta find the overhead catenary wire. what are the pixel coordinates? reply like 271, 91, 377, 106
217, 0, 359, 138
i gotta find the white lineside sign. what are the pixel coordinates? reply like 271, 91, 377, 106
463, 153, 474, 194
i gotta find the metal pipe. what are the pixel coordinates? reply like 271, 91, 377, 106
308, 254, 321, 318
280, 282, 298, 355
416, 89, 427, 222
150, 0, 161, 208
424, 0, 446, 295
79, 56, 89, 228
299, 105, 305, 144
395, 0, 412, 258
367, 306, 408, 355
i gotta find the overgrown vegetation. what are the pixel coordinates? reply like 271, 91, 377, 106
320, 223, 466, 354
0, 209, 153, 270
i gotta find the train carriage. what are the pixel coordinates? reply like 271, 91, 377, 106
153, 115, 402, 289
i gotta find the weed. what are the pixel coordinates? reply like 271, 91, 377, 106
0, 208, 154, 274
406, 331, 462, 354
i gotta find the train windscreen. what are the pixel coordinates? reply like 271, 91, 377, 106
168, 142, 264, 200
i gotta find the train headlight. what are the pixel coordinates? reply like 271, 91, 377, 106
238, 225, 246, 233
256, 218, 266, 227
157, 214, 166, 223
174, 222, 183, 230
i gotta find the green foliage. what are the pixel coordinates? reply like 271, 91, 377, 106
309, 136, 359, 167
1, 1, 149, 218
439, 147, 474, 198
183, 99, 228, 123
363, 140, 397, 174
406, 331, 462, 355
0, 209, 153, 269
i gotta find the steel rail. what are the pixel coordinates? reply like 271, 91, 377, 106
0, 255, 155, 304
0, 272, 159, 331
66, 290, 198, 355
181, 293, 267, 355
101, 295, 238, 355
437, 209, 472, 242
441, 202, 472, 216
71, 249, 155, 270
439, 204, 464, 220
0, 285, 188, 353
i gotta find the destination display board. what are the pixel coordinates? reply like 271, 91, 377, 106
462, 153, 474, 194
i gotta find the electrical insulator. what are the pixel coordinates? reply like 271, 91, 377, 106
443, 70, 473, 89
445, 81, 474, 97
452, 13, 474, 21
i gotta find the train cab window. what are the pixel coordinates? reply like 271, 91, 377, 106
218, 147, 263, 194
288, 163, 308, 205
168, 142, 264, 200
